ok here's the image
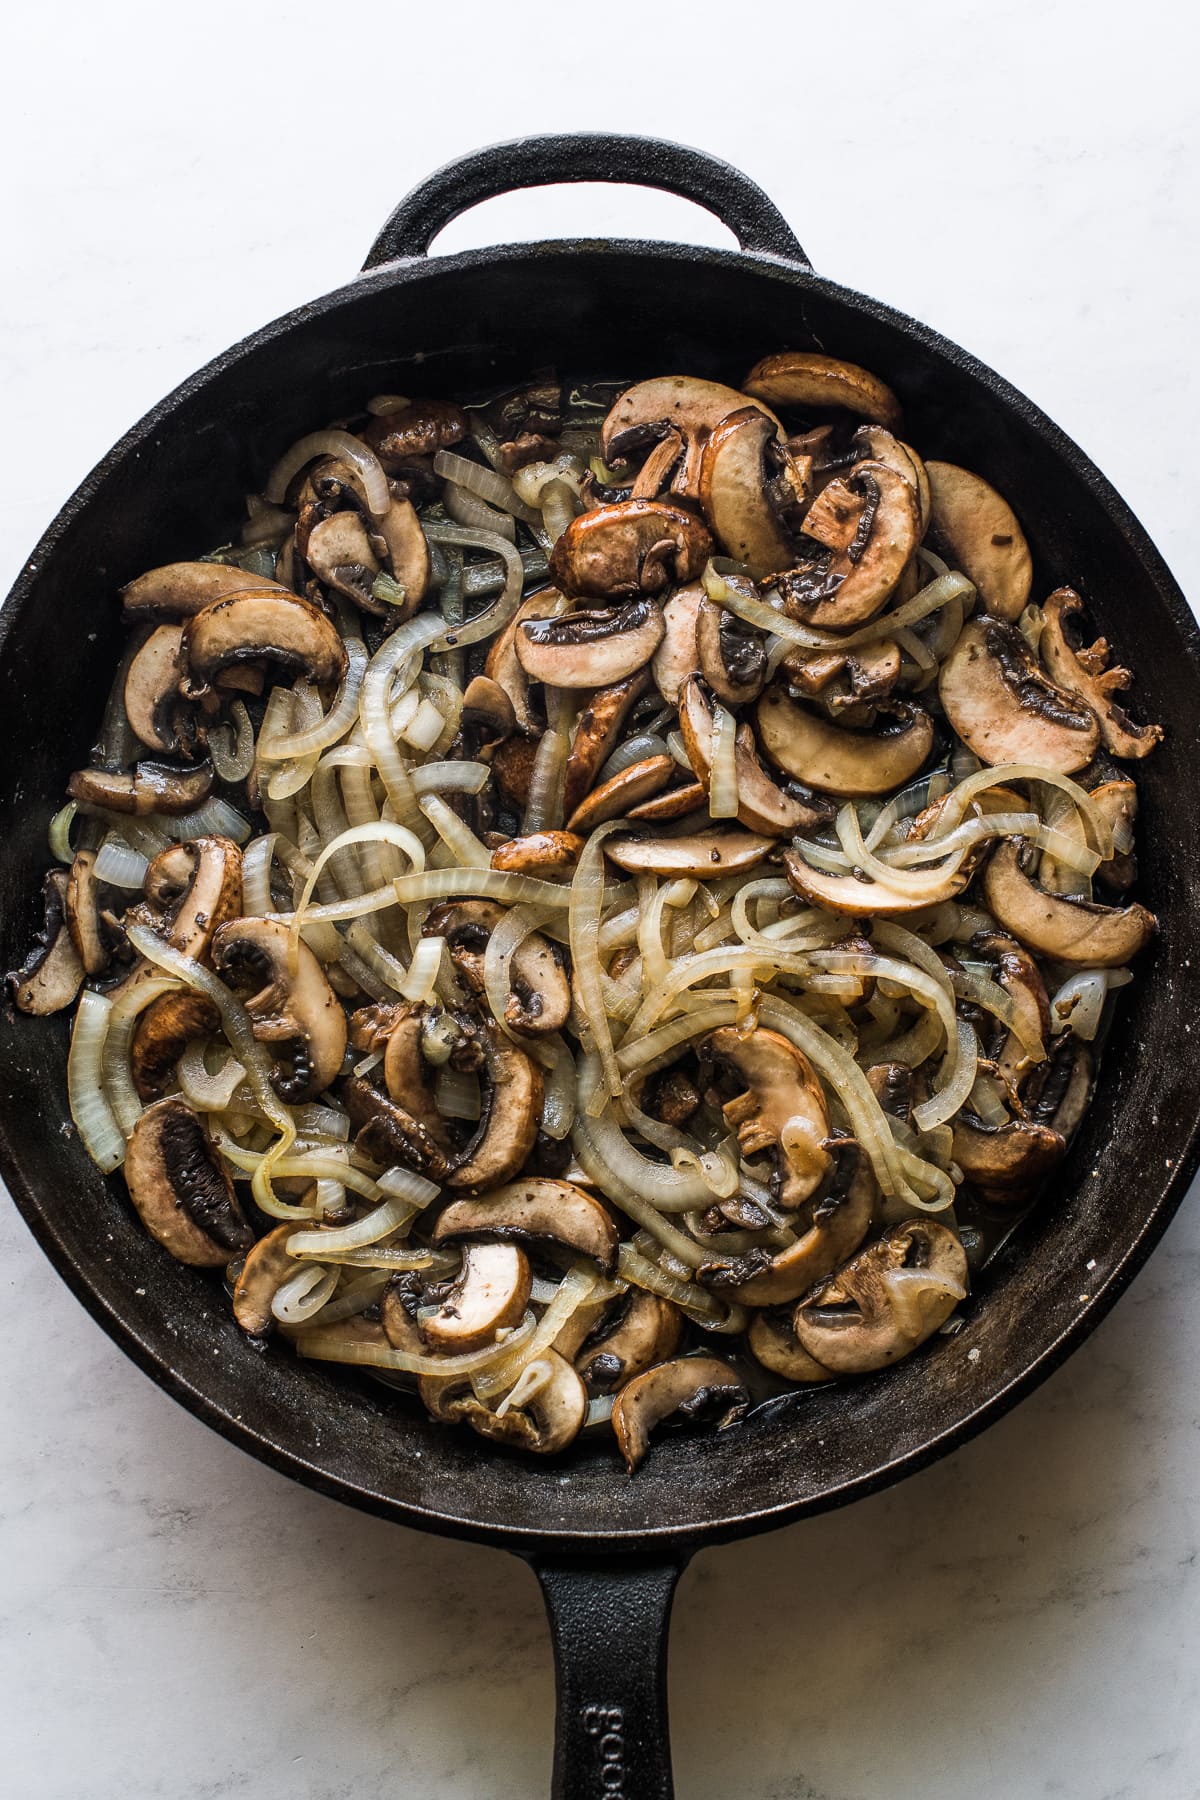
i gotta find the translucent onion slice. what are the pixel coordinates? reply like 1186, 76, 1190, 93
286, 1194, 420, 1258
294, 1310, 538, 1377
311, 1270, 392, 1326
411, 760, 490, 797
418, 793, 490, 868
48, 801, 78, 864
534, 1033, 577, 1140
1050, 969, 1110, 1041
706, 563, 973, 653
360, 615, 447, 825
266, 429, 390, 517
914, 1018, 978, 1133
421, 523, 527, 649
482, 904, 557, 1044
616, 1243, 740, 1328
377, 1166, 441, 1206
570, 822, 628, 1105
165, 797, 252, 845
102, 975, 183, 1138
472, 1265, 598, 1402
433, 449, 543, 525
177, 1040, 246, 1110
524, 727, 568, 834
400, 934, 444, 1004
94, 833, 150, 889
707, 701, 739, 819
575, 1054, 712, 1215
925, 762, 1113, 858
613, 1001, 742, 1077
68, 991, 126, 1173
436, 1066, 482, 1121
241, 832, 279, 917
261, 638, 367, 762
444, 481, 517, 540
272, 1264, 339, 1326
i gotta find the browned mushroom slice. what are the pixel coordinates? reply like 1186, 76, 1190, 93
121, 562, 292, 621
65, 850, 114, 976
485, 591, 565, 734
516, 598, 666, 688
756, 687, 934, 797
744, 351, 902, 430
381, 1005, 456, 1149
748, 1310, 834, 1383
423, 901, 570, 1035
1085, 780, 1138, 891
600, 375, 780, 501
232, 1223, 299, 1336
490, 735, 541, 812
421, 1243, 533, 1352
704, 1139, 875, 1305
7, 869, 85, 1015
443, 1021, 544, 1192
462, 674, 516, 742
783, 637, 904, 707
925, 461, 1032, 621
1039, 587, 1163, 759
677, 676, 820, 837
490, 831, 585, 876
143, 836, 243, 962
433, 1177, 620, 1274
131, 990, 221, 1100
561, 668, 652, 816
793, 1219, 968, 1375
776, 461, 919, 628
982, 839, 1156, 966
124, 625, 203, 758
695, 594, 768, 705
182, 591, 347, 698
952, 1113, 1065, 1192
422, 1350, 587, 1455
566, 756, 675, 834
375, 498, 431, 614
303, 509, 383, 608
651, 584, 704, 705
701, 1025, 832, 1210
212, 916, 347, 1101
783, 847, 976, 918
851, 425, 931, 532
698, 406, 799, 574
548, 500, 711, 600
605, 829, 774, 878
938, 617, 1099, 771
612, 1355, 749, 1473
626, 781, 708, 824
629, 426, 685, 498
359, 398, 468, 468
342, 1075, 450, 1178
970, 930, 1050, 1085
125, 1097, 253, 1267
68, 759, 215, 817
566, 1291, 683, 1395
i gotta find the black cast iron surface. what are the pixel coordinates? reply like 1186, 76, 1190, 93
1, 133, 1199, 1797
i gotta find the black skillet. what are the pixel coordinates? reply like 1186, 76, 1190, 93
2, 134, 1199, 1799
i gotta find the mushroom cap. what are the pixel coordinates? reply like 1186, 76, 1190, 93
748, 1310, 834, 1384
424, 1350, 587, 1455
605, 828, 774, 879
626, 780, 708, 825
971, 929, 1050, 1084
341, 1074, 450, 1179
381, 1005, 455, 1149
484, 591, 565, 733
423, 902, 570, 1035
444, 1024, 544, 1192
938, 617, 1100, 772
742, 351, 902, 431
951, 1114, 1066, 1191
421, 1242, 533, 1353
125, 1097, 253, 1267
302, 508, 382, 608
702, 1025, 833, 1211
123, 624, 200, 758
68, 759, 215, 817
65, 850, 114, 977
432, 1176, 620, 1275
146, 835, 243, 963
698, 405, 796, 575
232, 1222, 298, 1336
703, 1138, 875, 1304
121, 562, 292, 621
600, 375, 780, 500
182, 591, 348, 697
612, 1354, 749, 1474
211, 916, 347, 1101
565, 755, 675, 835
131, 989, 221, 1100
695, 595, 768, 707
561, 668, 653, 817
7, 869, 85, 1016
793, 1219, 968, 1376
1039, 587, 1163, 760
461, 674, 517, 742
756, 686, 935, 798
925, 461, 1032, 622
850, 425, 931, 531
782, 461, 920, 628
490, 831, 585, 876
548, 500, 711, 601
568, 1290, 683, 1395
982, 838, 1156, 966
359, 397, 468, 467
516, 597, 667, 687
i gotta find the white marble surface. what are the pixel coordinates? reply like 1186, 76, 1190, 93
3, 3, 1200, 1795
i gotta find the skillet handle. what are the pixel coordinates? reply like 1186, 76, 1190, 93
529, 1552, 689, 1800
362, 133, 809, 268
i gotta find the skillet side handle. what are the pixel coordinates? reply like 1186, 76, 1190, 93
529, 1552, 689, 1800
362, 133, 809, 268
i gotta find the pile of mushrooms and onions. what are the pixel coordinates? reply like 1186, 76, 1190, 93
11, 357, 1162, 1471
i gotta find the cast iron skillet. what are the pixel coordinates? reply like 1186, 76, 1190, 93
2, 134, 1199, 1798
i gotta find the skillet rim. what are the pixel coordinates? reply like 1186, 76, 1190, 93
3, 232, 1200, 1555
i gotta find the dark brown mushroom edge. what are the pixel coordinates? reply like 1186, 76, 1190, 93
11, 362, 1163, 1471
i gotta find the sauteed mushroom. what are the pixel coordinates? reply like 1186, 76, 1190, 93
68, 760, 215, 817
938, 617, 1100, 771
8, 870, 84, 1015
925, 461, 1032, 621
182, 591, 347, 697
756, 688, 934, 796
612, 1356, 749, 1474
125, 1098, 253, 1267
212, 917, 347, 1101
1039, 587, 1164, 758
548, 499, 711, 599
793, 1220, 968, 1375
433, 1178, 620, 1275
600, 375, 779, 501
516, 598, 666, 686
743, 350, 902, 431
982, 839, 1156, 965
701, 1025, 832, 1210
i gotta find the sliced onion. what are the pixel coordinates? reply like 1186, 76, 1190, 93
312, 1270, 392, 1325
360, 614, 447, 824
570, 823, 627, 1105
420, 523, 527, 649
1049, 969, 1109, 1041
286, 1194, 420, 1258
596, 733, 671, 786
94, 833, 150, 889
926, 762, 1113, 858
433, 450, 542, 525
295, 1310, 537, 1376
443, 481, 517, 540
535, 1033, 577, 1140
165, 797, 253, 845
482, 904, 555, 1042
707, 701, 739, 819
914, 1019, 978, 1133
178, 1040, 246, 1110
616, 1243, 730, 1322
48, 801, 77, 864
411, 760, 490, 797
400, 934, 444, 1003
261, 638, 367, 762
707, 563, 972, 653
266, 429, 389, 517
69, 992, 126, 1172
418, 793, 490, 867
272, 1264, 339, 1325
102, 975, 183, 1138
436, 1066, 481, 1121
377, 1166, 442, 1206
524, 727, 568, 834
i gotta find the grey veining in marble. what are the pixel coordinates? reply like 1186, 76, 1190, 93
3, 2, 1200, 1795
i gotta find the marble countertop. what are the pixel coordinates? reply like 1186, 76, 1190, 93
3, 4, 1199, 1795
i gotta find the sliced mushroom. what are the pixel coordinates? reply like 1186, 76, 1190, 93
548, 500, 711, 600
211, 916, 347, 1100
462, 674, 516, 742
782, 639, 902, 706
626, 781, 708, 824
748, 1310, 834, 1383
925, 461, 1032, 621
629, 425, 685, 498
776, 461, 919, 628
131, 990, 221, 1099
359, 397, 468, 467
123, 625, 203, 758
702, 1025, 832, 1210
421, 1242, 532, 1352
569, 1291, 683, 1394
851, 425, 930, 532
423, 1350, 587, 1455
756, 687, 934, 797
566, 756, 675, 834
612, 1355, 749, 1474
1028, 1038, 1094, 1142
938, 617, 1099, 772
490, 735, 541, 812
982, 839, 1156, 966
783, 847, 976, 917
303, 509, 383, 608
561, 668, 652, 817
516, 598, 666, 686
380, 1005, 455, 1151
651, 584, 704, 705
444, 1021, 543, 1191
605, 829, 774, 878
374, 497, 431, 614
484, 591, 565, 734
703, 1139, 874, 1305
971, 930, 1050, 1085
8, 869, 85, 1015
121, 563, 291, 621
1039, 587, 1163, 759
433, 1177, 620, 1274
181, 591, 347, 699
423, 900, 570, 1035
793, 1219, 968, 1375
951, 1112, 1065, 1191
68, 759, 215, 817
696, 594, 768, 705
342, 1074, 450, 1178
678, 677, 822, 837
144, 836, 243, 962
600, 375, 779, 501
490, 831, 584, 876
698, 406, 799, 574
232, 1223, 298, 1336
742, 351, 902, 431
1086, 780, 1138, 890
65, 850, 114, 976
124, 1097, 253, 1267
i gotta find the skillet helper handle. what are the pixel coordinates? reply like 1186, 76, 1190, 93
362, 132, 809, 268
531, 1553, 688, 1800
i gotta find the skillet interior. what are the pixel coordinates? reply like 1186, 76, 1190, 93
2, 241, 1198, 1552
